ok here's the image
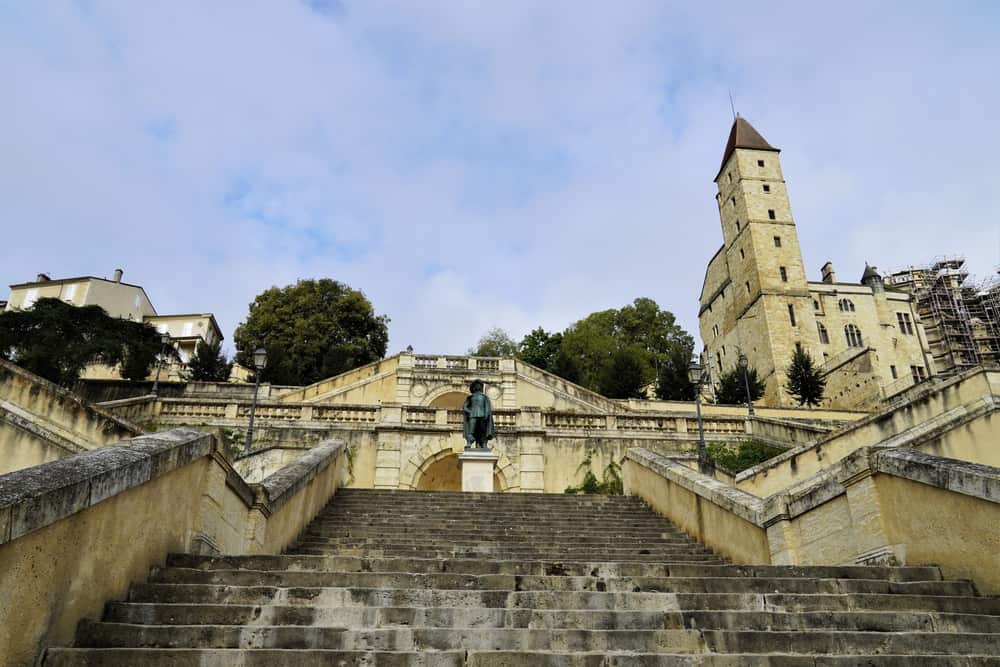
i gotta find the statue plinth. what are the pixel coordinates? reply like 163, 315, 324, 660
458, 449, 499, 493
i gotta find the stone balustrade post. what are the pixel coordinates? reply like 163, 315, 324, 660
300, 405, 313, 421
224, 403, 239, 420
435, 409, 448, 425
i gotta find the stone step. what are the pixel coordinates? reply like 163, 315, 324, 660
289, 542, 722, 562
289, 548, 725, 563
291, 537, 713, 550
102, 602, 1000, 633
42, 648, 1000, 666
72, 621, 1000, 655
74, 621, 705, 652
164, 554, 942, 582
128, 584, 998, 614
301, 527, 690, 540
299, 533, 699, 543
149, 568, 972, 596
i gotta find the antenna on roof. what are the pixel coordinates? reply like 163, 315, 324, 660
728, 90, 737, 119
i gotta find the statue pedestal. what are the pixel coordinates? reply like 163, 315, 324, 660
459, 449, 499, 493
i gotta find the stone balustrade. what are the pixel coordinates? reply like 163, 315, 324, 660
148, 397, 756, 440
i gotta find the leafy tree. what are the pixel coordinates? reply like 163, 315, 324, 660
597, 346, 648, 398
468, 327, 518, 357
557, 298, 694, 396
655, 343, 696, 400
706, 440, 785, 473
189, 339, 233, 382
517, 327, 562, 370
233, 279, 389, 386
0, 298, 167, 385
716, 364, 766, 405
785, 347, 826, 407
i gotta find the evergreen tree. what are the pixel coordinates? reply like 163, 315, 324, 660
785, 347, 826, 407
716, 364, 766, 405
655, 343, 696, 400
597, 346, 648, 398
189, 339, 233, 382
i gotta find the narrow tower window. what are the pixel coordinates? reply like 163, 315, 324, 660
779, 267, 788, 282
773, 236, 782, 247
735, 220, 740, 232
757, 160, 765, 167
788, 304, 797, 327
745, 281, 751, 295
762, 184, 770, 193
739, 248, 745, 260
731, 197, 736, 208
768, 209, 776, 220
817, 322, 829, 344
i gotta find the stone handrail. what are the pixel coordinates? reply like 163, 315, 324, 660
0, 427, 349, 666
624, 445, 1000, 593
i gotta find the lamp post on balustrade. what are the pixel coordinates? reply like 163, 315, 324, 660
243, 347, 268, 456
687, 357, 709, 474
151, 333, 172, 396
738, 352, 756, 417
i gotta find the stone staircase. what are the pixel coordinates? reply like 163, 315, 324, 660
45, 488, 1000, 665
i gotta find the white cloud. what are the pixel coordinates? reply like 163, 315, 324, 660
2, 2, 997, 358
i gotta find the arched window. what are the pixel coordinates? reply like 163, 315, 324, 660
845, 324, 864, 348
817, 322, 830, 344
838, 298, 855, 312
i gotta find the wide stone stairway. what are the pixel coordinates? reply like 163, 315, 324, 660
46, 488, 1000, 665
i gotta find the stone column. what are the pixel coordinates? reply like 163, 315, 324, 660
459, 449, 499, 492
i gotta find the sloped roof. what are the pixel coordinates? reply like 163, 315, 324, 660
716, 116, 780, 180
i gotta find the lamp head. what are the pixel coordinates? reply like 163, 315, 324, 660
160, 333, 171, 347
738, 353, 748, 370
253, 347, 267, 371
687, 357, 702, 385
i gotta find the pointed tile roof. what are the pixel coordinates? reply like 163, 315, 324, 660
715, 116, 780, 180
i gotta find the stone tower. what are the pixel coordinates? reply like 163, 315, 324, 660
700, 117, 821, 406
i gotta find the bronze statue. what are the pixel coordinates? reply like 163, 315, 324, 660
462, 379, 495, 449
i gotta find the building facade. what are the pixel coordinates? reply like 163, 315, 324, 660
887, 258, 1000, 378
698, 118, 933, 409
4, 269, 223, 381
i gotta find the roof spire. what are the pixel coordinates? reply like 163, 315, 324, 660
716, 116, 780, 180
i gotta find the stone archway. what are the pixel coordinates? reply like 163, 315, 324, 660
428, 391, 467, 409
401, 440, 517, 492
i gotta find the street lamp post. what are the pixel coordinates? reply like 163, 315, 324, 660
738, 352, 755, 416
151, 333, 171, 396
243, 347, 268, 456
687, 357, 709, 474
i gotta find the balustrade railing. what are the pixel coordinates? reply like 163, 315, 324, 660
616, 415, 677, 432
313, 405, 378, 423
543, 412, 606, 429
403, 407, 437, 425
159, 401, 228, 419
238, 404, 300, 421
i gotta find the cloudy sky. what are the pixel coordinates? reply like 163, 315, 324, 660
4, 2, 998, 355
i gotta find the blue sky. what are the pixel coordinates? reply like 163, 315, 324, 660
3, 2, 998, 355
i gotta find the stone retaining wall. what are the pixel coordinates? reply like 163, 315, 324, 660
0, 428, 348, 667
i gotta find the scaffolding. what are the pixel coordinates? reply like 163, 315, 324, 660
886, 257, 999, 377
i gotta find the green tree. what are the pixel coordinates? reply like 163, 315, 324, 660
468, 327, 518, 357
785, 347, 826, 407
188, 339, 233, 382
557, 298, 694, 396
0, 298, 166, 385
517, 327, 562, 370
233, 279, 389, 386
597, 346, 648, 398
655, 343, 696, 400
706, 440, 785, 473
716, 364, 766, 405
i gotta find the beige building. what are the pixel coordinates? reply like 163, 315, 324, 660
698, 117, 932, 409
4, 269, 223, 381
